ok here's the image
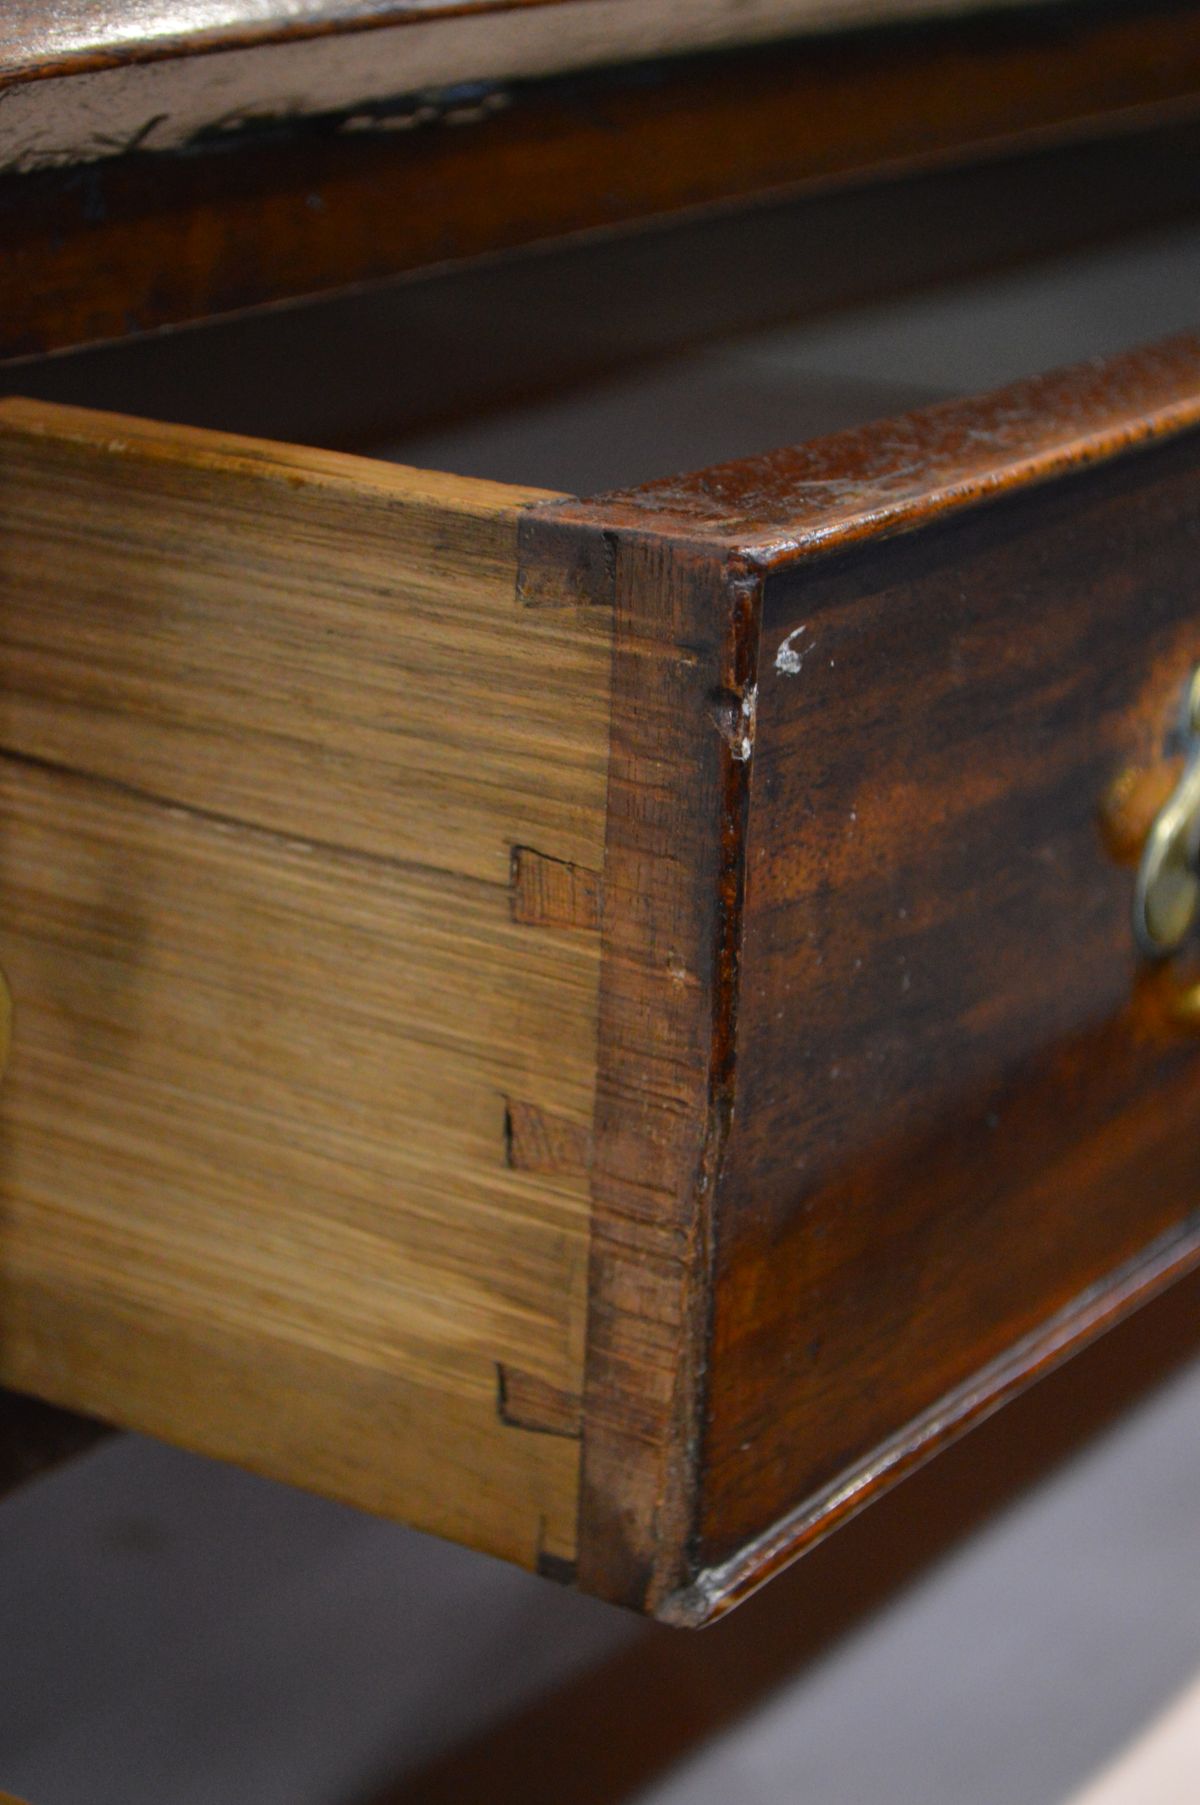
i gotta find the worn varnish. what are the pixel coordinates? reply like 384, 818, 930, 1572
700, 442, 1200, 1589
6, 337, 1200, 1618
6, 7, 1200, 357
0, 0, 1069, 166
516, 330, 1200, 1616
0, 399, 609, 1571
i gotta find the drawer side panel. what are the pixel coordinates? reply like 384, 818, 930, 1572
0, 400, 610, 1570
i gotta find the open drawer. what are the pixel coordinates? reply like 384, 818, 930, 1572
3, 294, 1200, 1620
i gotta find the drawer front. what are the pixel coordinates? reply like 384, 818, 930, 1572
707, 430, 1200, 1575
524, 332, 1200, 1618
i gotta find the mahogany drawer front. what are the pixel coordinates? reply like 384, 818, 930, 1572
2, 334, 1200, 1621
698, 417, 1200, 1602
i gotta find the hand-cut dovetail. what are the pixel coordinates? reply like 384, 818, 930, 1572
496, 1364, 583, 1439
536, 1548, 578, 1585
504, 1099, 593, 1176
510, 846, 602, 931
516, 510, 616, 609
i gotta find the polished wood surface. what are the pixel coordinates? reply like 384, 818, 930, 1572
6, 6, 1200, 356
522, 332, 1200, 1616
561, 334, 1200, 552
0, 0, 1060, 71
702, 432, 1200, 1594
0, 0, 1067, 163
0, 400, 609, 1572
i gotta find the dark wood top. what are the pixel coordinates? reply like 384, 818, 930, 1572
548, 331, 1200, 569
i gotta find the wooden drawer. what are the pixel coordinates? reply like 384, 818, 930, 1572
3, 331, 1200, 1621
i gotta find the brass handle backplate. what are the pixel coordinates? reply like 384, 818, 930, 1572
1135, 668, 1200, 959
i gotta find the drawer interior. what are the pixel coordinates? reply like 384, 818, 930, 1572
1, 145, 1198, 1590
8, 121, 1200, 484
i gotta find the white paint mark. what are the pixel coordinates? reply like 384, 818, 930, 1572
732, 683, 758, 761
775, 624, 809, 675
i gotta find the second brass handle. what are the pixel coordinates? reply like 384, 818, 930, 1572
1135, 668, 1200, 958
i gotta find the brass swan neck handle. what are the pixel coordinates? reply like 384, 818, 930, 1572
1135, 667, 1200, 959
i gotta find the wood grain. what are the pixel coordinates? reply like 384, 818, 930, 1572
9, 339, 1200, 1620
560, 332, 1200, 557
698, 431, 1200, 1602
7, 6, 1200, 356
0, 0, 1064, 78
0, 0, 1071, 165
504, 1100, 593, 1177
510, 848, 601, 932
0, 397, 609, 1571
576, 538, 747, 1611
523, 331, 1200, 1616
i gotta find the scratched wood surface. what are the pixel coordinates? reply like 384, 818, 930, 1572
0, 398, 610, 1572
0, 0, 1070, 166
700, 427, 1200, 1594
520, 332, 1200, 1618
6, 7, 1200, 357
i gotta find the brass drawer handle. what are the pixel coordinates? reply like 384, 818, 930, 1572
1135, 668, 1200, 958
